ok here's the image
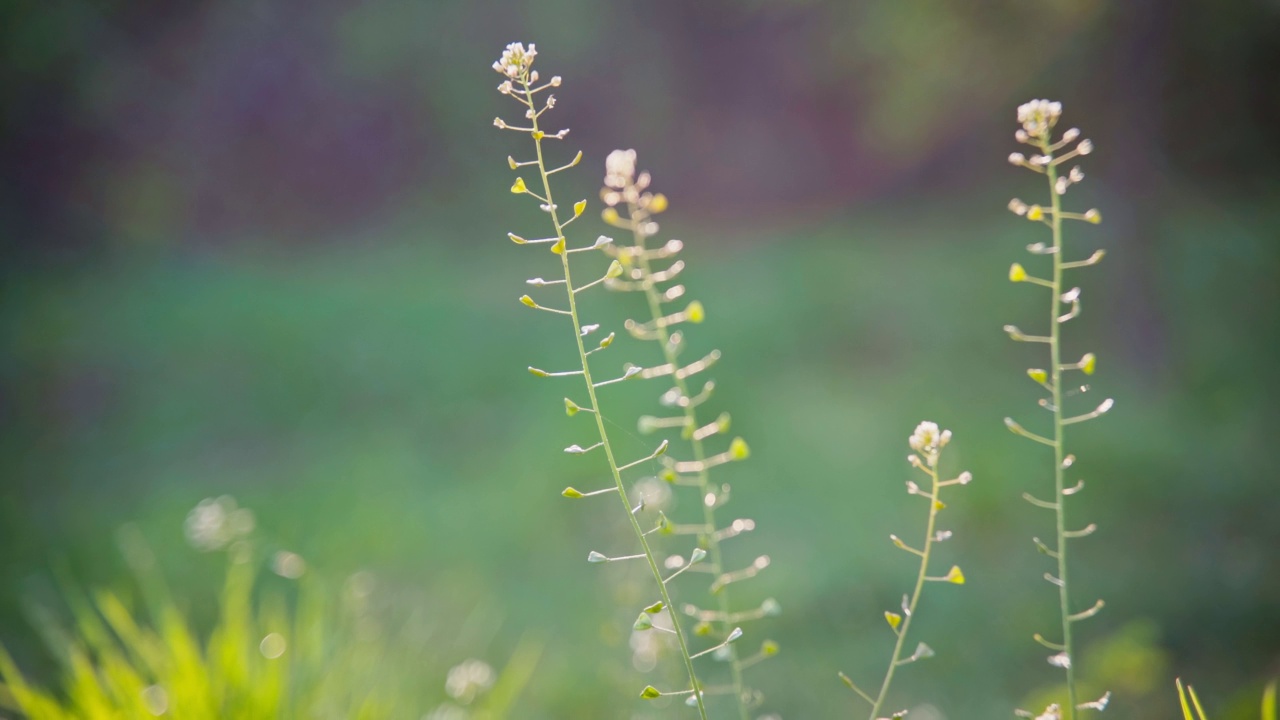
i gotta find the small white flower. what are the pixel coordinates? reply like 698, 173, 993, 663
1008, 198, 1029, 216
908, 421, 948, 465
1008, 152, 1026, 165
1077, 139, 1093, 155
272, 551, 307, 579
1017, 99, 1063, 138
1069, 166, 1084, 183
1056, 177, 1070, 195
184, 496, 254, 552
492, 42, 537, 80
604, 149, 638, 189
1078, 691, 1112, 711
445, 659, 495, 704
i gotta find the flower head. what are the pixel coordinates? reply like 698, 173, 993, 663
605, 149, 637, 190
493, 42, 537, 80
908, 421, 951, 466
445, 659, 495, 704
1017, 99, 1063, 139
184, 496, 255, 552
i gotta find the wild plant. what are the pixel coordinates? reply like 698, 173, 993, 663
838, 422, 970, 719
492, 43, 753, 717
597, 149, 777, 718
1003, 100, 1113, 719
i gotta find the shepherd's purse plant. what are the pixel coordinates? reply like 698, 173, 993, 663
1003, 100, 1113, 720
839, 422, 972, 720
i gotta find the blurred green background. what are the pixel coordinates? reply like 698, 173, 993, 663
2, 0, 1278, 717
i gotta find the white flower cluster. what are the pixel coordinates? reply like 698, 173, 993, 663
907, 421, 952, 468
604, 149, 637, 190
492, 42, 536, 80
444, 659, 494, 704
184, 496, 255, 552
1017, 99, 1062, 139
909, 421, 950, 455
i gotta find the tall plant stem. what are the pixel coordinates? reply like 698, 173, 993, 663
1044, 139, 1078, 719
520, 81, 709, 720
627, 205, 750, 720
868, 466, 941, 720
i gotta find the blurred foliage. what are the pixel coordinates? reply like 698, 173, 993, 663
0, 521, 539, 719
1, 0, 1279, 718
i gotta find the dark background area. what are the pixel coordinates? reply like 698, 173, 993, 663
1, 1, 1278, 717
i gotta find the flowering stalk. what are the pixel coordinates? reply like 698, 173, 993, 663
840, 422, 970, 720
600, 150, 777, 719
491, 44, 710, 717
1005, 100, 1113, 720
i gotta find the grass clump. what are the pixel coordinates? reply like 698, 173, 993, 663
0, 498, 539, 720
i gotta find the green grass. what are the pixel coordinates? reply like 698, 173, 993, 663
0, 531, 540, 719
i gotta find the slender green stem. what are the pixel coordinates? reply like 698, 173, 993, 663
626, 204, 750, 720
1044, 138, 1078, 719
868, 467, 941, 720
518, 80, 709, 719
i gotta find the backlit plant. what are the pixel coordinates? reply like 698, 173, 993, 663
1003, 99, 1113, 720
839, 422, 971, 719
599, 149, 779, 718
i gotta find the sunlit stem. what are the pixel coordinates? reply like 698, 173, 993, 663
518, 77, 709, 720
1043, 133, 1079, 718
867, 464, 943, 720
626, 200, 749, 720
